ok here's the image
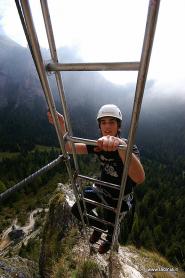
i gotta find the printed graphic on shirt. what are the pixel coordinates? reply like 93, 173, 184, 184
100, 154, 119, 178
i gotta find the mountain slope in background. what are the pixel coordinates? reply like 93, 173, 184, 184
0, 34, 185, 156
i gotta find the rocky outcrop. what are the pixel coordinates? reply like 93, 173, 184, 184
39, 185, 184, 278
39, 191, 75, 278
0, 256, 39, 278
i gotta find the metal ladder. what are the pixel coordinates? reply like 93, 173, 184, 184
15, 0, 160, 252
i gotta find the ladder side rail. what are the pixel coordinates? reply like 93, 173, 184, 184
17, 0, 87, 233
18, 0, 65, 159
40, 0, 78, 170
15, 0, 40, 76
46, 62, 140, 72
40, 0, 90, 232
0, 155, 64, 203
111, 0, 161, 251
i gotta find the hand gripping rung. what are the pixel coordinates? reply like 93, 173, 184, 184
67, 135, 127, 150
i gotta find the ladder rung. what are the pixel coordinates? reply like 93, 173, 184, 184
78, 174, 120, 191
91, 226, 108, 234
86, 213, 114, 227
46, 62, 140, 72
84, 198, 116, 212
66, 135, 127, 151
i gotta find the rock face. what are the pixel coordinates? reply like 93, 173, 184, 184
39, 191, 75, 278
0, 256, 39, 278
0, 35, 44, 110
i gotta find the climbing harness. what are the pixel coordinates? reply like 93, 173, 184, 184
1, 0, 160, 253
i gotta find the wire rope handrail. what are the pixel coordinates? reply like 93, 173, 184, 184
0, 155, 65, 203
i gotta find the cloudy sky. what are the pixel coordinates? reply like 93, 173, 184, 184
0, 0, 185, 94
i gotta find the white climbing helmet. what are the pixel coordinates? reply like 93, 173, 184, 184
97, 104, 122, 121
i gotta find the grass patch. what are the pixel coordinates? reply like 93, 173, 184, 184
52, 256, 101, 278
73, 260, 101, 278
125, 245, 184, 277
138, 247, 171, 268
33, 145, 60, 152
51, 227, 102, 278
51, 227, 79, 278
0, 152, 19, 160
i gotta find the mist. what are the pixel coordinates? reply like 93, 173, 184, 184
0, 33, 185, 154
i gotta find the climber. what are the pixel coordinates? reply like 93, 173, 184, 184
48, 104, 145, 254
